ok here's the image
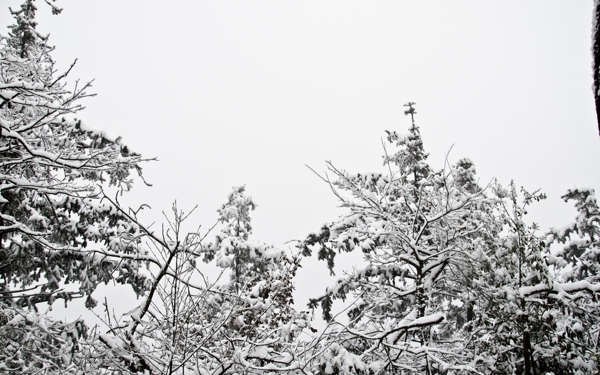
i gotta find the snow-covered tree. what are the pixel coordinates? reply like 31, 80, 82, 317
3, 2, 599, 372
301, 103, 600, 374
539, 187, 600, 374
301, 103, 495, 373
549, 188, 600, 283
455, 184, 600, 375
462, 184, 552, 374
1, 0, 148, 308
89, 190, 314, 375
0, 1, 149, 372
0, 307, 86, 373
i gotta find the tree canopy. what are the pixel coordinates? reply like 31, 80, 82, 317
1, 1, 150, 372
1, 1, 599, 374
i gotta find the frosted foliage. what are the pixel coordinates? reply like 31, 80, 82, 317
549, 188, 600, 281
0, 2, 148, 373
0, 306, 85, 374
453, 158, 479, 193
1, 0, 147, 308
300, 105, 600, 374
2, 3, 600, 372
301, 109, 495, 372
85, 191, 317, 375
205, 186, 286, 290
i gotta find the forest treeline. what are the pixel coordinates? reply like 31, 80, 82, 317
1, 2, 599, 374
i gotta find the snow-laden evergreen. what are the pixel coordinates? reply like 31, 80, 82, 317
300, 104, 600, 374
0, 1, 149, 373
301, 103, 496, 373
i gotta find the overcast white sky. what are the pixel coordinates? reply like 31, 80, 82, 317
2, 1, 600, 313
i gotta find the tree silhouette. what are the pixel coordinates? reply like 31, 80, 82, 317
593, 0, 600, 135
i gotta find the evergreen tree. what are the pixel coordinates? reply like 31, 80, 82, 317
463, 184, 600, 375
383, 102, 431, 187
549, 188, 600, 282
301, 104, 600, 374
0, 1, 148, 372
202, 187, 304, 371
302, 104, 493, 373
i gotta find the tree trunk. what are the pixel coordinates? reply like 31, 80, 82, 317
594, 0, 600, 135
523, 330, 532, 375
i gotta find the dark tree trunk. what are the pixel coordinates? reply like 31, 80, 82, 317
593, 0, 600, 135
523, 331, 533, 375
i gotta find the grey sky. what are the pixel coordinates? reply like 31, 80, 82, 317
3, 1, 599, 311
